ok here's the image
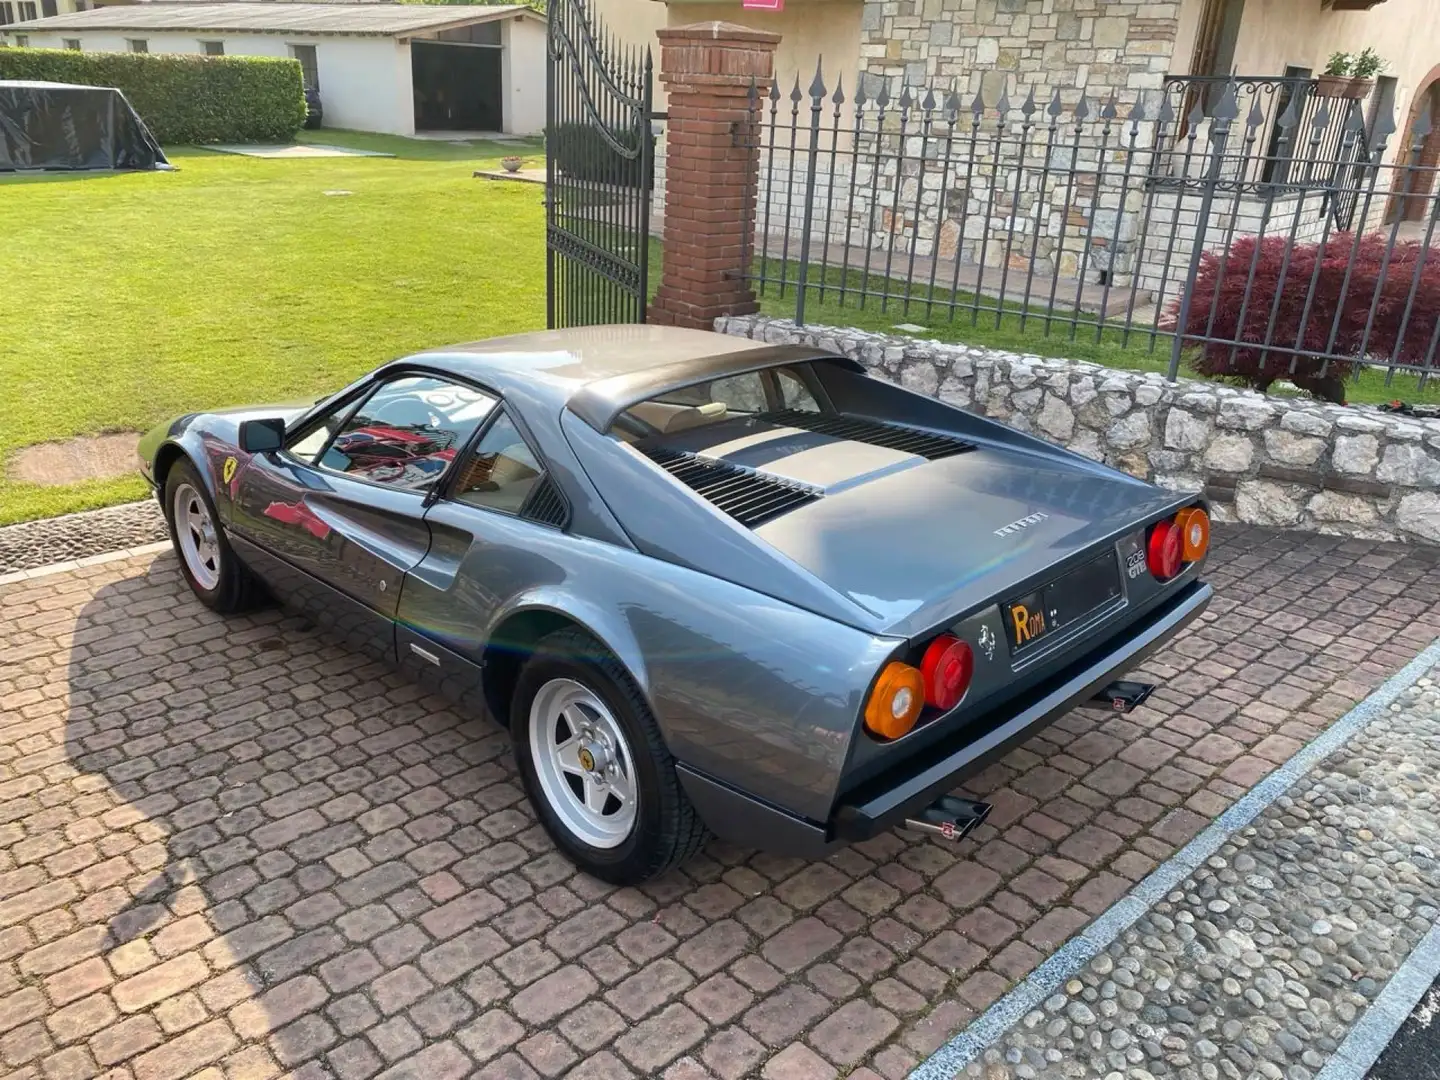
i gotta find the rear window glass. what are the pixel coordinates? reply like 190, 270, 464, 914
622, 367, 820, 437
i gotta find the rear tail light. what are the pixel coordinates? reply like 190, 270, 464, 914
920, 634, 974, 712
1177, 507, 1210, 561
863, 661, 925, 740
1146, 520, 1183, 581
1148, 506, 1210, 581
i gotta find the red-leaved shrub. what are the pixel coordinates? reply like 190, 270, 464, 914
1170, 232, 1440, 404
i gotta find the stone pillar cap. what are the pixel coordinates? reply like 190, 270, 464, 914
657, 21, 782, 45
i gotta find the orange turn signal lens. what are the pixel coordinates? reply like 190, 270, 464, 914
864, 661, 926, 740
1176, 507, 1210, 562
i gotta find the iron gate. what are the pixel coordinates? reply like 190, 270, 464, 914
545, 0, 654, 328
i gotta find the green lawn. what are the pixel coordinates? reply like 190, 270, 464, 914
0, 130, 547, 525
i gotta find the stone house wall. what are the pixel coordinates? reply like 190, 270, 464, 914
856, 0, 1183, 108
717, 314, 1440, 544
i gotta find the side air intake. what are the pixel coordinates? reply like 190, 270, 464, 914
758, 409, 976, 460
521, 476, 570, 528
640, 447, 821, 528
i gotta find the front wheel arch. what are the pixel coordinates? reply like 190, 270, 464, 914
151, 442, 190, 500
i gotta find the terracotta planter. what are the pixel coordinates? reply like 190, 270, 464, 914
1345, 77, 1376, 99
1314, 74, 1354, 98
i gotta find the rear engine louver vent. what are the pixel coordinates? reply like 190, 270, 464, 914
758, 409, 976, 460
522, 476, 570, 528
641, 447, 821, 528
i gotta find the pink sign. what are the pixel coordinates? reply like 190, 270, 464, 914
742, 0, 783, 10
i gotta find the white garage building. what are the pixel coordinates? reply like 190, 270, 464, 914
0, 2, 547, 136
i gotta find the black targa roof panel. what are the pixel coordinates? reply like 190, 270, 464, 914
0, 81, 169, 172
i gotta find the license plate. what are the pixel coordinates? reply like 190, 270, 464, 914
1005, 552, 1123, 653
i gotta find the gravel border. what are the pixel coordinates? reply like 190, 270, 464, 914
914, 642, 1440, 1080
0, 499, 168, 575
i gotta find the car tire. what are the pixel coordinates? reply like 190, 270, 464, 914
511, 628, 710, 885
163, 458, 259, 614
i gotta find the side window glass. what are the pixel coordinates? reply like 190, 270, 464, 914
775, 370, 821, 412
288, 406, 348, 463
453, 411, 543, 515
316, 375, 496, 491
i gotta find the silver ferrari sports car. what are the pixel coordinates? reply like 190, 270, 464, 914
139, 326, 1212, 884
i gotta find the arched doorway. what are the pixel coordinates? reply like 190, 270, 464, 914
1388, 66, 1440, 224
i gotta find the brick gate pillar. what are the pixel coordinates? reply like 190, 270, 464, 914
649, 22, 780, 329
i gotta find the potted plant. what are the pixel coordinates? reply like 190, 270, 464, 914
500, 155, 524, 173
1315, 51, 1354, 98
1348, 47, 1386, 98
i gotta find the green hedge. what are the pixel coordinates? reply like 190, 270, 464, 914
0, 46, 306, 144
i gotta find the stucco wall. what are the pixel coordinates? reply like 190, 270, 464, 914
499, 16, 546, 134
719, 314, 1440, 545
1175, 0, 1440, 166
11, 32, 416, 135
587, 0, 860, 112
671, 0, 861, 109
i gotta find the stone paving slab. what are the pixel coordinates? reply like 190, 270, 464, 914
0, 526, 1438, 1080
942, 665, 1440, 1080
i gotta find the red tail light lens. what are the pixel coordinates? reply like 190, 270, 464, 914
920, 635, 974, 711
1146, 520, 1183, 581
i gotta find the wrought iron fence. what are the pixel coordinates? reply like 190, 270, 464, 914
742, 62, 1440, 396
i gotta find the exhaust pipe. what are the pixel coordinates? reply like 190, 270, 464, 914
904, 795, 992, 842
1087, 680, 1156, 714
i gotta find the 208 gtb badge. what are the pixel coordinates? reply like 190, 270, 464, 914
994, 512, 1049, 538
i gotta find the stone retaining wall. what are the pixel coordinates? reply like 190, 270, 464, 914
716, 314, 1440, 544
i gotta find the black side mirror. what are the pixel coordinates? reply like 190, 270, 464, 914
239, 417, 286, 454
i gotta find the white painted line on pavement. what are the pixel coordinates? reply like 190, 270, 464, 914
910, 635, 1440, 1080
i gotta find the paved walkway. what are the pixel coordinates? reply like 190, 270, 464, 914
935, 659, 1440, 1080
0, 527, 1438, 1080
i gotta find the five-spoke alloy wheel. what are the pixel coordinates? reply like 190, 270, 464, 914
528, 678, 638, 849
162, 458, 257, 613
173, 481, 222, 591
512, 628, 710, 884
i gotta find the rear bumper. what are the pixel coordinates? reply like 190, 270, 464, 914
677, 579, 1212, 858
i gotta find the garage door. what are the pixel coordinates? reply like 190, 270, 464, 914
412, 41, 503, 132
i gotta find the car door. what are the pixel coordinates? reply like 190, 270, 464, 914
227, 372, 497, 661
394, 405, 564, 712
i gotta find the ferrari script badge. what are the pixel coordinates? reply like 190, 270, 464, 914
994, 512, 1048, 538
222, 456, 238, 485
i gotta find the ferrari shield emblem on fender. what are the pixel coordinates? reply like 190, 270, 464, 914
222, 456, 238, 485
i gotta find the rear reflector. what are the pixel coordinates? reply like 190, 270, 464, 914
864, 662, 925, 740
920, 635, 974, 712
1146, 520, 1183, 581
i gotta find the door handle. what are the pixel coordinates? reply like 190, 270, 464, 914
409, 642, 441, 667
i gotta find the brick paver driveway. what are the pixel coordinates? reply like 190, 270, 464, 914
2, 527, 1438, 1080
